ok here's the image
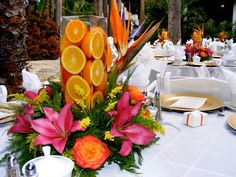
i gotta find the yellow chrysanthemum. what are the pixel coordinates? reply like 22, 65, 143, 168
36, 89, 48, 103
74, 85, 85, 97
75, 99, 86, 110
105, 101, 117, 112
80, 117, 91, 129
108, 86, 122, 99
26, 133, 38, 152
104, 131, 114, 141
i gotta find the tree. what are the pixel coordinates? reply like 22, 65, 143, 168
168, 0, 181, 44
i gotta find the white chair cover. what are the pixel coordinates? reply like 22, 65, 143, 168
167, 77, 230, 102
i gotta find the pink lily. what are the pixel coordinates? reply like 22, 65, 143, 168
108, 92, 156, 156
24, 86, 52, 100
8, 103, 34, 134
31, 102, 85, 153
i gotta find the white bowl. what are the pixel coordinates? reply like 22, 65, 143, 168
22, 146, 74, 177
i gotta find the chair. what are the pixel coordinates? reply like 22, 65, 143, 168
166, 77, 231, 102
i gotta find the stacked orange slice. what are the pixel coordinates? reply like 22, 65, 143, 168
60, 18, 108, 109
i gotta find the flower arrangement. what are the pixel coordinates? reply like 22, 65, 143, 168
191, 26, 204, 45
1, 0, 164, 177
185, 43, 213, 61
5, 81, 164, 177
218, 31, 228, 42
157, 29, 171, 46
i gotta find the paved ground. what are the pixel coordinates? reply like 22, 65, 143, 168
28, 59, 60, 82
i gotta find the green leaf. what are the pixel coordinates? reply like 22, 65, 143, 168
37, 0, 47, 13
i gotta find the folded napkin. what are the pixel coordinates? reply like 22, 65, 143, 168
222, 51, 236, 66
186, 39, 193, 45
202, 38, 212, 47
22, 69, 43, 92
0, 85, 7, 103
174, 43, 185, 62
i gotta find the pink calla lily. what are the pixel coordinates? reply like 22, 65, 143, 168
31, 102, 85, 153
109, 92, 156, 156
8, 103, 34, 134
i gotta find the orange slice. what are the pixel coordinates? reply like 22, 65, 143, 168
60, 34, 72, 52
66, 75, 91, 101
90, 59, 104, 86
95, 72, 107, 95
65, 19, 87, 43
91, 27, 107, 46
82, 60, 92, 84
81, 29, 104, 59
61, 45, 86, 74
64, 89, 73, 103
91, 91, 104, 109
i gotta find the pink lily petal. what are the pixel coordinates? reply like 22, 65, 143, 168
71, 121, 85, 132
43, 107, 59, 124
118, 140, 132, 156
34, 133, 68, 153
8, 103, 34, 134
45, 86, 52, 96
24, 90, 37, 100
110, 123, 124, 137
52, 137, 68, 153
8, 123, 33, 133
121, 124, 156, 145
57, 102, 73, 133
34, 134, 56, 145
115, 92, 141, 127
31, 119, 59, 137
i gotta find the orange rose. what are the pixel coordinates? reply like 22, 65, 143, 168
73, 135, 110, 170
128, 85, 145, 102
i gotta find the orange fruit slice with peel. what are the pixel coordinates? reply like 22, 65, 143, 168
81, 29, 104, 59
92, 27, 107, 46
65, 19, 87, 43
61, 66, 72, 85
64, 89, 73, 103
61, 45, 86, 75
91, 59, 104, 86
91, 91, 104, 109
66, 75, 91, 101
60, 34, 72, 52
95, 72, 107, 94
82, 60, 92, 84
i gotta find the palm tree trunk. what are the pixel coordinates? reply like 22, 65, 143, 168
0, 0, 28, 93
168, 0, 181, 44
56, 0, 62, 28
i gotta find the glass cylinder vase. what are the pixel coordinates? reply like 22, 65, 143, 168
60, 15, 109, 109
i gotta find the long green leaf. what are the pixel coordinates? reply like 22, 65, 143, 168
37, 0, 47, 13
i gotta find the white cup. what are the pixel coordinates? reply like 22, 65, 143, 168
192, 55, 201, 63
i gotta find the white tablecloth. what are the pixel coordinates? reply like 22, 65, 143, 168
1, 110, 236, 177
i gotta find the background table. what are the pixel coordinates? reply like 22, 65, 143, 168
1, 109, 236, 177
